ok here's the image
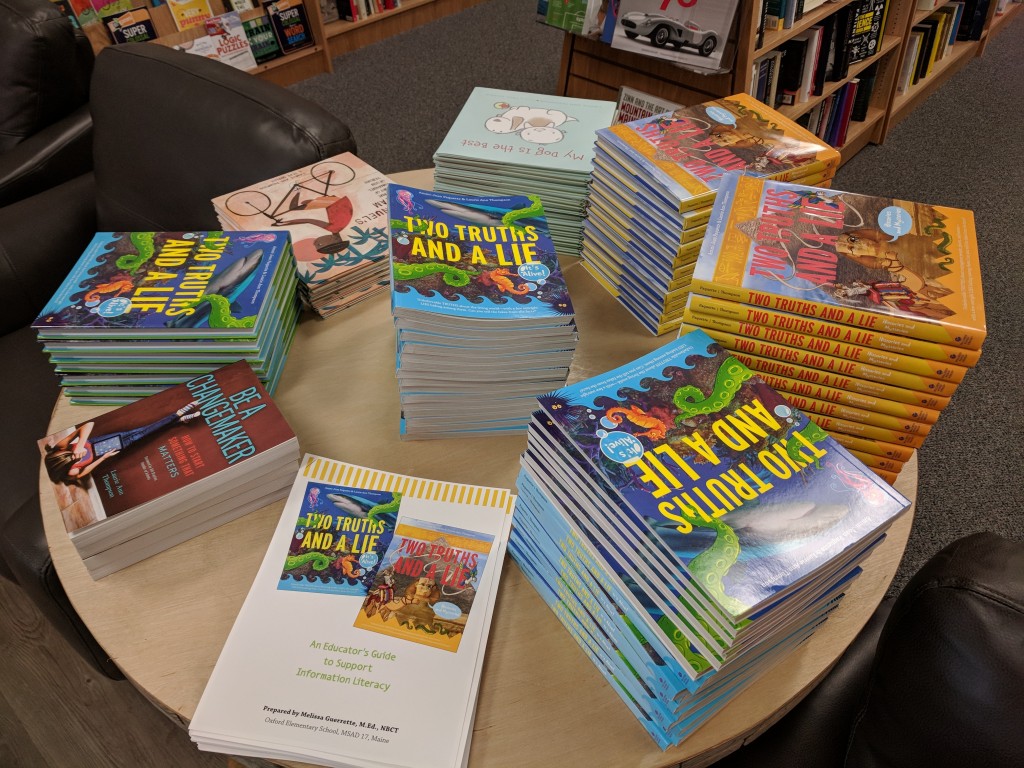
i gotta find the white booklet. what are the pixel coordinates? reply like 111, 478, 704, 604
189, 454, 515, 768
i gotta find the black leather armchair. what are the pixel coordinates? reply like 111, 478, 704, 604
0, 0, 94, 208
711, 531, 1024, 768
0, 42, 356, 678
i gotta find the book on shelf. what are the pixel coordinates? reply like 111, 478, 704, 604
318, 0, 339, 23
609, 0, 743, 74
188, 453, 514, 768
38, 360, 299, 579
510, 329, 911, 746
166, 0, 213, 30
174, 12, 259, 71
266, 0, 314, 53
692, 172, 986, 349
242, 14, 284, 63
850, 63, 877, 121
775, 34, 809, 106
542, 0, 603, 35
88, 0, 132, 20
212, 152, 392, 319
613, 85, 682, 125
106, 8, 157, 43
387, 183, 577, 440
898, 30, 924, 93
844, 0, 887, 68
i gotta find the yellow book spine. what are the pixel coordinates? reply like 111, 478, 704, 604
685, 309, 969, 381
753, 370, 941, 424
825, 430, 917, 462
686, 294, 982, 366
847, 449, 907, 473
727, 349, 952, 409
811, 413, 926, 448
777, 391, 933, 436
698, 325, 960, 395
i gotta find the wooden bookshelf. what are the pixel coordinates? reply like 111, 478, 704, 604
556, 0, 1014, 167
78, 0, 480, 87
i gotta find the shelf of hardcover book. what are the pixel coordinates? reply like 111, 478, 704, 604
753, 0, 864, 67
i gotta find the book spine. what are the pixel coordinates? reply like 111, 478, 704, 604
807, 412, 926, 448
776, 390, 933, 436
685, 294, 980, 366
834, 80, 859, 147
871, 466, 900, 485
697, 324, 960, 395
757, 369, 941, 423
824, 428, 917, 461
687, 278, 985, 350
728, 349, 951, 409
847, 449, 907, 473
686, 310, 968, 381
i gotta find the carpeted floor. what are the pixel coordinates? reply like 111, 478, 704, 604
291, 2, 1024, 594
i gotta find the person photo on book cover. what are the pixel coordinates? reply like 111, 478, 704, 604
43, 401, 202, 486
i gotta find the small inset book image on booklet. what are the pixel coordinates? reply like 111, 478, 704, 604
278, 483, 399, 597
354, 518, 495, 653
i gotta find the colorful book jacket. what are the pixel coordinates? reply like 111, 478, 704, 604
537, 329, 911, 621
434, 87, 615, 174
610, 0, 743, 74
692, 173, 986, 349
38, 361, 296, 537
212, 153, 390, 288
598, 92, 841, 211
241, 14, 283, 64
265, 0, 313, 52
32, 231, 291, 335
279, 484, 399, 596
388, 184, 575, 322
174, 12, 258, 71
353, 518, 495, 652
166, 0, 213, 30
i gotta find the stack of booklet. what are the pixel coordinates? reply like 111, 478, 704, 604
433, 87, 615, 256
582, 92, 841, 336
212, 153, 392, 318
682, 172, 986, 484
388, 183, 578, 440
38, 361, 299, 580
33, 231, 300, 405
510, 329, 911, 747
189, 453, 515, 768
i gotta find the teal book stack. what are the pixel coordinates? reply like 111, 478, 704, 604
510, 329, 911, 747
433, 87, 615, 257
33, 231, 300, 405
388, 183, 577, 440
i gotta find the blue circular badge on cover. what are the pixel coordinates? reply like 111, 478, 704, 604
432, 601, 463, 621
705, 106, 737, 126
600, 432, 645, 464
878, 206, 913, 241
97, 297, 131, 317
518, 263, 550, 282
359, 552, 379, 569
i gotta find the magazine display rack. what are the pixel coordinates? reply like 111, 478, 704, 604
80, 0, 484, 86
558, 0, 1021, 166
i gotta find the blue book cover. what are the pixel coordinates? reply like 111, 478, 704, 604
33, 231, 292, 335
388, 184, 575, 322
278, 481, 399, 596
434, 87, 615, 173
537, 329, 911, 621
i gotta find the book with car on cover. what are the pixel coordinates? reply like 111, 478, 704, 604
598, 92, 842, 214
38, 361, 299, 575
32, 231, 293, 338
188, 454, 514, 768
536, 329, 912, 622
691, 172, 986, 349
610, 0, 743, 74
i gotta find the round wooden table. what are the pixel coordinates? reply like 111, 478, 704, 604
40, 169, 916, 768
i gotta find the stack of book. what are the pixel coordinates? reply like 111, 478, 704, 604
510, 329, 911, 748
189, 453, 514, 768
388, 184, 577, 440
38, 361, 299, 579
581, 92, 841, 336
683, 172, 985, 483
213, 153, 392, 319
433, 87, 615, 256
33, 231, 300, 405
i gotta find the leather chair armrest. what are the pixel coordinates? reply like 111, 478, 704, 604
0, 173, 96, 334
0, 105, 93, 208
0, 496, 124, 680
